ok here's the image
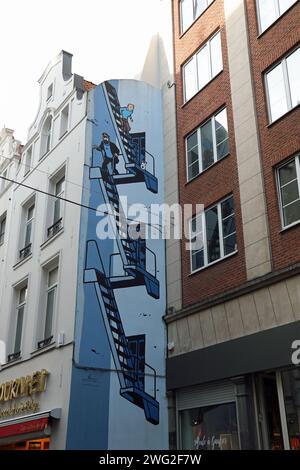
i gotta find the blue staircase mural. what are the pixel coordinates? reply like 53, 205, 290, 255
84, 81, 160, 425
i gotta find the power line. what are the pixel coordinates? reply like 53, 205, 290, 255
0, 175, 163, 234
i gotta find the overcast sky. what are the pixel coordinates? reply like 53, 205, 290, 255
0, 0, 161, 143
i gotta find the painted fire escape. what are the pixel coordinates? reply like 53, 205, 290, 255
84, 81, 160, 425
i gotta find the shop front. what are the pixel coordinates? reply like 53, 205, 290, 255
167, 320, 300, 450
0, 368, 61, 450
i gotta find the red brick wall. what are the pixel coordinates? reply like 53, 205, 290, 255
246, 0, 300, 272
173, 0, 247, 308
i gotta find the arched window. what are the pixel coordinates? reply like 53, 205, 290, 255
40, 115, 52, 158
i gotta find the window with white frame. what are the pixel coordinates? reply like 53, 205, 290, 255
266, 46, 300, 122
60, 104, 69, 138
43, 265, 58, 344
257, 0, 298, 33
186, 107, 229, 181
189, 195, 237, 272
180, 0, 214, 34
183, 31, 223, 102
277, 155, 300, 228
19, 202, 35, 261
40, 115, 53, 158
10, 283, 27, 360
47, 83, 53, 101
47, 173, 65, 239
0, 213, 6, 245
24, 146, 33, 176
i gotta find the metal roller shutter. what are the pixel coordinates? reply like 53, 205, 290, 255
176, 380, 236, 410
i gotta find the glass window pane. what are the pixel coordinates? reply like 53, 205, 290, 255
180, 403, 240, 450
258, 0, 277, 31
197, 44, 210, 91
279, 0, 297, 15
206, 206, 220, 263
45, 288, 55, 339
184, 56, 198, 102
210, 32, 223, 78
19, 286, 27, 304
222, 214, 236, 237
223, 232, 237, 256
14, 306, 24, 353
192, 249, 204, 271
53, 199, 61, 223
281, 180, 300, 206
267, 64, 288, 122
201, 119, 214, 170
181, 0, 194, 32
188, 160, 200, 180
287, 48, 300, 108
195, 0, 207, 18
187, 131, 198, 151
279, 160, 297, 186
27, 204, 35, 221
283, 199, 300, 226
221, 196, 234, 219
215, 109, 229, 160
281, 369, 300, 451
56, 177, 65, 195
48, 267, 58, 287
24, 221, 32, 246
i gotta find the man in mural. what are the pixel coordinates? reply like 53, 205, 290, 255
120, 103, 134, 134
95, 132, 120, 175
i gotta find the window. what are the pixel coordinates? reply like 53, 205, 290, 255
183, 31, 223, 102
47, 83, 53, 101
43, 266, 58, 344
40, 115, 53, 158
47, 174, 65, 239
189, 195, 237, 272
11, 284, 27, 360
19, 203, 35, 260
60, 104, 69, 138
180, 0, 214, 33
24, 146, 32, 176
180, 403, 240, 450
186, 108, 229, 181
266, 46, 300, 122
257, 0, 297, 33
0, 214, 6, 245
277, 155, 300, 228
0, 169, 8, 193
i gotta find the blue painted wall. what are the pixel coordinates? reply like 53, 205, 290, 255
67, 80, 168, 450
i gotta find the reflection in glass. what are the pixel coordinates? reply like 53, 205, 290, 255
180, 403, 239, 450
267, 64, 288, 121
206, 206, 220, 263
282, 369, 300, 450
287, 48, 300, 108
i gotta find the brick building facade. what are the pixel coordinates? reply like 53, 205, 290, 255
166, 0, 300, 450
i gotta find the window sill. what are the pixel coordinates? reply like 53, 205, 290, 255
267, 103, 300, 128
30, 342, 56, 357
40, 227, 64, 250
1, 357, 23, 370
257, 3, 298, 39
13, 253, 33, 270
181, 70, 223, 108
280, 219, 300, 234
189, 250, 238, 277
186, 152, 230, 185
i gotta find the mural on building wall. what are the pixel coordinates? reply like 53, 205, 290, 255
67, 79, 167, 449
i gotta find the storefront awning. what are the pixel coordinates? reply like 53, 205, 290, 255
0, 409, 61, 445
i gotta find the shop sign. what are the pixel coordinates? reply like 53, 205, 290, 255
0, 369, 49, 419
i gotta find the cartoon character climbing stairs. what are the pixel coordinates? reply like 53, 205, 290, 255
84, 81, 160, 425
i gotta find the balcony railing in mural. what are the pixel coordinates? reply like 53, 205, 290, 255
7, 351, 21, 363
84, 240, 159, 425
47, 218, 63, 239
19, 243, 32, 261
